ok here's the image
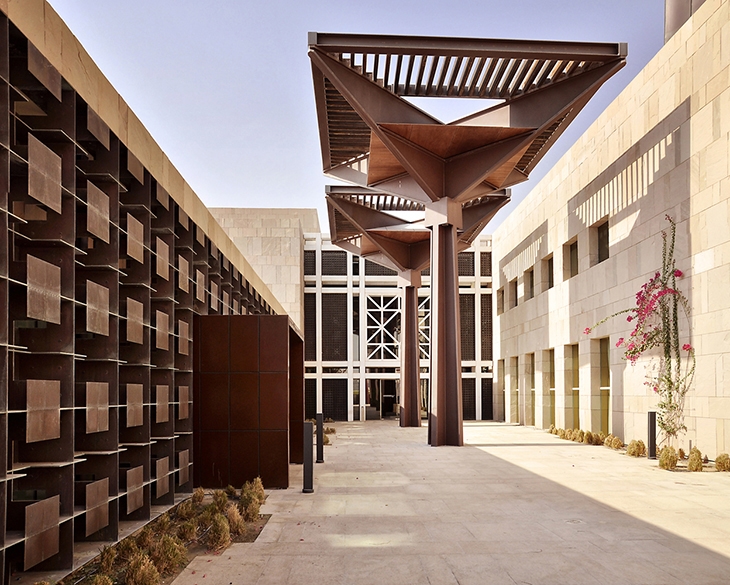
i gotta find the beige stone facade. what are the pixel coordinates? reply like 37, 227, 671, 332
492, 0, 730, 457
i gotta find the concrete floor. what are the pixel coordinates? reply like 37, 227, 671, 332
173, 421, 730, 585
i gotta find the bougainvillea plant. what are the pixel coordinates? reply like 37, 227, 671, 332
585, 216, 695, 440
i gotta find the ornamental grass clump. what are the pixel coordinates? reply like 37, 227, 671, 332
225, 503, 245, 536
558, 428, 567, 439
212, 489, 228, 513
715, 453, 730, 471
176, 498, 196, 521
626, 440, 647, 457
126, 552, 160, 585
594, 432, 606, 445
604, 434, 615, 447
117, 537, 140, 562
136, 526, 154, 550
91, 575, 113, 585
207, 513, 231, 551
150, 534, 187, 575
191, 486, 205, 505
225, 484, 238, 498
98, 544, 116, 574
583, 431, 593, 444
687, 447, 703, 472
178, 519, 197, 542
610, 436, 624, 450
659, 446, 678, 470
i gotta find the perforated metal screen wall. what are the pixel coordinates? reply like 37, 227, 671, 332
481, 294, 492, 361
462, 378, 476, 420
321, 293, 348, 360
460, 294, 475, 360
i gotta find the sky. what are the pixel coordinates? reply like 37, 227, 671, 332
46, 0, 666, 233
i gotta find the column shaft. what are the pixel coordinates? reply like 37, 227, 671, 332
400, 285, 421, 427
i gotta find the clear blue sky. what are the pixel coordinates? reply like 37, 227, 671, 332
46, 0, 665, 232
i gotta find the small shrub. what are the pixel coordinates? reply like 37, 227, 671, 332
659, 446, 678, 470
610, 436, 623, 450
225, 503, 245, 535
252, 477, 265, 504
207, 513, 231, 551
548, 424, 556, 434
213, 489, 228, 513
150, 534, 187, 575
604, 434, 614, 447
178, 519, 197, 542
626, 440, 647, 457
197, 503, 217, 531
715, 453, 730, 471
91, 575, 113, 585
225, 484, 238, 498
324, 426, 336, 434
558, 428, 566, 439
176, 498, 196, 521
136, 526, 154, 551
241, 498, 261, 523
323, 434, 331, 445
154, 513, 171, 535
191, 487, 205, 505
575, 430, 584, 443
98, 544, 116, 574
688, 447, 703, 472
117, 537, 140, 562
126, 552, 160, 585
34, 581, 50, 585
593, 433, 604, 446
583, 431, 593, 444
325, 417, 334, 423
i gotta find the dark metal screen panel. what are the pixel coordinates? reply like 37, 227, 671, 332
87, 181, 110, 243
28, 134, 62, 214
26, 379, 61, 443
460, 294, 475, 361
480, 251, 492, 277
304, 250, 316, 275
156, 385, 169, 423
305, 379, 317, 420
304, 293, 317, 361
156, 310, 169, 350
322, 379, 348, 421
28, 43, 63, 101
365, 260, 396, 276
87, 107, 110, 149
27, 255, 61, 324
127, 150, 145, 184
178, 386, 189, 420
481, 294, 493, 361
458, 252, 474, 276
178, 450, 190, 485
155, 457, 170, 498
127, 213, 145, 263
178, 256, 190, 292
126, 298, 144, 344
321, 293, 347, 361
178, 320, 190, 356
86, 382, 109, 433
156, 237, 170, 280
481, 378, 494, 420
126, 466, 144, 514
321, 250, 347, 275
24, 496, 60, 570
462, 378, 476, 420
85, 478, 109, 536
86, 280, 109, 336
126, 384, 143, 427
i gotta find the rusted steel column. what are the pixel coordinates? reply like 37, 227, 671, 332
400, 276, 421, 427
428, 221, 463, 446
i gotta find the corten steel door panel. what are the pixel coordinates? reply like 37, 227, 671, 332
27, 134, 62, 214
86, 181, 110, 243
85, 478, 109, 536
26, 379, 61, 443
259, 317, 288, 372
178, 386, 189, 420
260, 372, 288, 431
178, 256, 189, 292
86, 280, 109, 336
229, 431, 259, 487
199, 374, 228, 430
229, 373, 259, 430
86, 382, 109, 433
27, 255, 61, 324
126, 466, 144, 514
126, 384, 144, 428
126, 298, 144, 344
28, 43, 63, 101
126, 213, 145, 263
24, 495, 60, 570
177, 449, 190, 485
87, 107, 110, 149
259, 431, 289, 489
198, 432, 230, 487
156, 237, 169, 280
155, 310, 169, 350
199, 315, 229, 372
155, 457, 170, 498
230, 316, 258, 372
155, 385, 170, 423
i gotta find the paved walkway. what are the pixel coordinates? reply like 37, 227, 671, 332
173, 421, 730, 585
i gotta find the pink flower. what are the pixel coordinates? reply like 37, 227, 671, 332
583, 327, 591, 335
615, 338, 624, 347
674, 269, 683, 278
627, 316, 633, 322
682, 343, 692, 351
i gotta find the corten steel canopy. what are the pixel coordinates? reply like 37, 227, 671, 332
309, 32, 627, 445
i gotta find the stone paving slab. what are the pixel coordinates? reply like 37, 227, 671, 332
173, 421, 730, 585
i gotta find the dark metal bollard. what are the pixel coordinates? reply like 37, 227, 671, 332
648, 411, 657, 459
316, 413, 324, 463
303, 421, 313, 493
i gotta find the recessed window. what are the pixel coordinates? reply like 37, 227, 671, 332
564, 240, 578, 279
510, 279, 518, 308
597, 221, 609, 263
525, 269, 534, 300
497, 288, 505, 315
547, 257, 554, 289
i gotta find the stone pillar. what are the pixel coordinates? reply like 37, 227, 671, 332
554, 345, 570, 429
580, 338, 602, 432
534, 351, 548, 429
399, 271, 421, 428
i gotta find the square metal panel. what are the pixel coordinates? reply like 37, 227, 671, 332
28, 43, 62, 101
178, 320, 189, 356
155, 310, 169, 350
26, 379, 61, 443
178, 450, 189, 485
156, 237, 169, 280
127, 150, 145, 184
178, 208, 189, 229
27, 254, 61, 325
222, 291, 229, 315
28, 134, 62, 214
86, 382, 109, 433
126, 383, 143, 428
196, 270, 205, 302
155, 385, 169, 423
86, 181, 110, 243
178, 386, 189, 420
126, 466, 144, 514
156, 183, 170, 210
86, 280, 109, 336
85, 478, 109, 536
178, 256, 189, 292
126, 213, 145, 263
210, 281, 218, 310
24, 496, 60, 570
87, 107, 110, 149
126, 298, 144, 344
155, 457, 170, 498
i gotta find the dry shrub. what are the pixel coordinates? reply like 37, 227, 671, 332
197, 503, 217, 531
154, 513, 171, 535
98, 544, 116, 574
176, 498, 196, 521
242, 499, 260, 523
178, 519, 197, 542
548, 424, 556, 434
325, 417, 334, 423
117, 537, 140, 562
557, 428, 566, 439
596, 432, 607, 444
323, 433, 331, 445
603, 434, 614, 447
659, 446, 678, 470
225, 484, 238, 498
610, 436, 624, 450
91, 575, 113, 585
150, 534, 187, 575
207, 513, 231, 551
252, 477, 266, 504
688, 447, 703, 472
225, 503, 245, 535
715, 453, 730, 471
191, 487, 205, 505
136, 526, 154, 551
324, 426, 336, 434
34, 581, 50, 585
574, 430, 584, 443
126, 552, 160, 585
583, 431, 593, 444
212, 489, 228, 513
626, 440, 647, 457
